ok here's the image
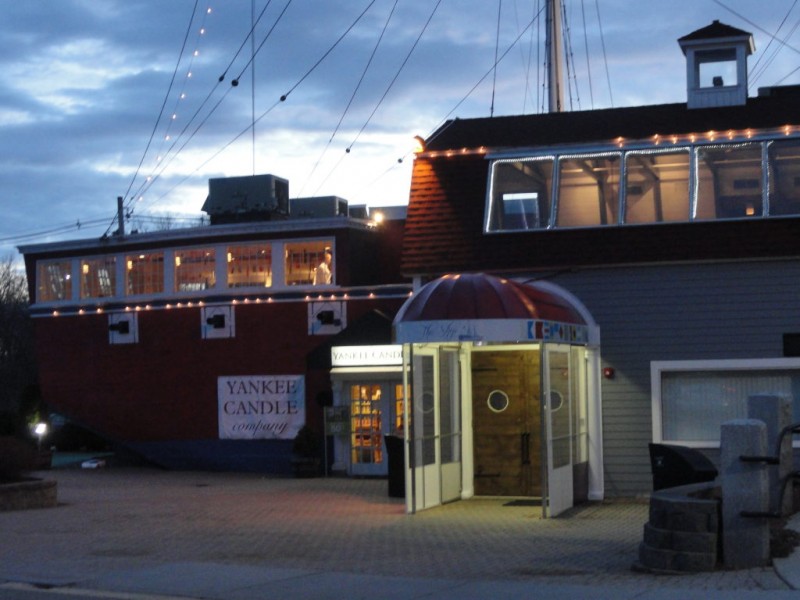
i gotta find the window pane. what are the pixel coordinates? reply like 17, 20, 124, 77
80, 257, 116, 299
411, 354, 436, 467
175, 248, 215, 292
37, 260, 72, 301
625, 150, 690, 223
350, 384, 383, 465
487, 158, 554, 231
768, 139, 800, 216
696, 144, 762, 220
439, 349, 461, 465
661, 369, 800, 442
126, 252, 164, 295
227, 244, 272, 288
696, 48, 737, 88
557, 154, 620, 227
285, 240, 333, 286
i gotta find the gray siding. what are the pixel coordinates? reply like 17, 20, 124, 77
548, 258, 800, 497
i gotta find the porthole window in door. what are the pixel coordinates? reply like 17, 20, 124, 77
548, 390, 564, 412
487, 389, 510, 413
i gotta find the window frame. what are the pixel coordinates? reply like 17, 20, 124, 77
651, 358, 800, 448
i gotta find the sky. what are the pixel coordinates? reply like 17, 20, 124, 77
1, 0, 799, 259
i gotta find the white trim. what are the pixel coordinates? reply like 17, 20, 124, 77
651, 357, 800, 448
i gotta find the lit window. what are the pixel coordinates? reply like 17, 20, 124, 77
556, 154, 621, 227
768, 139, 800, 216
624, 150, 690, 224
285, 240, 333, 286
126, 252, 164, 295
486, 158, 554, 231
37, 260, 72, 302
175, 248, 215, 292
696, 144, 762, 220
226, 244, 272, 288
80, 256, 116, 299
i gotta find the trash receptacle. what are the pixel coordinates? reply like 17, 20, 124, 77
649, 443, 718, 491
384, 435, 405, 498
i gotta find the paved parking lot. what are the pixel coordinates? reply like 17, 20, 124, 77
0, 466, 791, 597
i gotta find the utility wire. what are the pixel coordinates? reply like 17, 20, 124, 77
593, 0, 612, 107
231, 0, 293, 85
299, 0, 400, 198
580, 0, 595, 108
426, 3, 544, 146
345, 0, 443, 151
219, 0, 275, 83
491, 0, 502, 117
278, 0, 378, 102
310, 0, 443, 196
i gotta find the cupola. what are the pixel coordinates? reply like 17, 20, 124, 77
678, 20, 754, 109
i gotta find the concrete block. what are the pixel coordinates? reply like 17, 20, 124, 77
643, 522, 717, 553
720, 418, 770, 569
638, 542, 716, 572
748, 394, 793, 516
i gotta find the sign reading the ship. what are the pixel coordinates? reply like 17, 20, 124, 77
218, 375, 305, 440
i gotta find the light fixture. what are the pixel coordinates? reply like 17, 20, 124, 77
413, 135, 426, 153
34, 422, 48, 451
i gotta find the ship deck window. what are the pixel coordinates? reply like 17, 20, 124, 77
624, 150, 690, 224
37, 260, 72, 302
127, 252, 164, 296
175, 248, 216, 292
487, 158, 553, 231
768, 139, 800, 216
696, 144, 763, 220
81, 257, 116, 299
227, 244, 272, 288
556, 154, 621, 227
285, 240, 333, 286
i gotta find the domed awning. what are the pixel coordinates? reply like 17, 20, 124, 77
393, 273, 590, 344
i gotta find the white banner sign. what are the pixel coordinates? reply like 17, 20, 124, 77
331, 345, 402, 367
218, 375, 305, 440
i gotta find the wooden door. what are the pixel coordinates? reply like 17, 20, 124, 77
471, 350, 541, 496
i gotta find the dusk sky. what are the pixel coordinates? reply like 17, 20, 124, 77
2, 0, 799, 259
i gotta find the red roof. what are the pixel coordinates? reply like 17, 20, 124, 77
394, 273, 586, 325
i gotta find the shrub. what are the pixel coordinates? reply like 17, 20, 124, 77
0, 436, 37, 482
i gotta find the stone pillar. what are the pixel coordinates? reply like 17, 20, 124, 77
748, 394, 792, 516
720, 419, 770, 569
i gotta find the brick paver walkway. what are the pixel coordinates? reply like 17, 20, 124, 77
0, 467, 788, 592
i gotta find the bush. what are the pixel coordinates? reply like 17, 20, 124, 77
0, 436, 37, 482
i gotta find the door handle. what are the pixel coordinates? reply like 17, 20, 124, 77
521, 432, 531, 465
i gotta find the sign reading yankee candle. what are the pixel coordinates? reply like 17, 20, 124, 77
218, 375, 305, 440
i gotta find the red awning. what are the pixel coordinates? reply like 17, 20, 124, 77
394, 273, 586, 325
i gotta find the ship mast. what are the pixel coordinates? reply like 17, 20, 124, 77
546, 0, 565, 113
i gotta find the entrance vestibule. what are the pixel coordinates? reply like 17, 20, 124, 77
393, 273, 603, 517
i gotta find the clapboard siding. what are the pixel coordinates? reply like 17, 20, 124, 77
552, 259, 800, 496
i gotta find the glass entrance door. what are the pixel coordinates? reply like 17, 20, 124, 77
348, 381, 404, 476
407, 345, 463, 512
543, 344, 574, 517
